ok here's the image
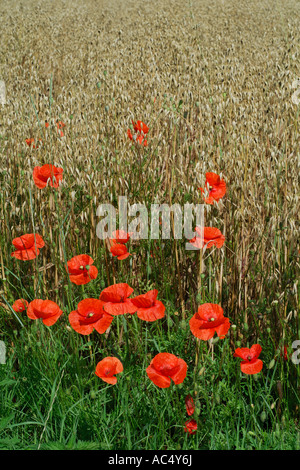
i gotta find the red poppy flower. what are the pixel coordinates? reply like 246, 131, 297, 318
56, 121, 65, 137
184, 419, 197, 435
11, 234, 45, 260
131, 289, 165, 322
27, 299, 63, 326
99, 283, 136, 316
185, 394, 195, 416
69, 298, 113, 335
189, 303, 230, 341
26, 138, 42, 148
12, 299, 28, 312
66, 254, 98, 285
111, 230, 131, 244
95, 356, 123, 385
234, 344, 263, 375
110, 242, 131, 260
33, 164, 63, 189
127, 120, 148, 147
45, 121, 49, 128
133, 120, 149, 134
146, 352, 187, 388
199, 172, 226, 204
26, 138, 33, 147
189, 226, 225, 250
136, 134, 148, 147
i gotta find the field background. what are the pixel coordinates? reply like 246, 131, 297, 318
0, 0, 299, 450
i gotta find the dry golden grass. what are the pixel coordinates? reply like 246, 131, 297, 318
0, 0, 299, 341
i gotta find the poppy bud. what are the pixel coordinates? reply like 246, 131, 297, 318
86, 265, 90, 270
180, 320, 187, 330
196, 293, 202, 304
268, 359, 275, 369
90, 390, 97, 399
260, 411, 267, 422
244, 323, 249, 331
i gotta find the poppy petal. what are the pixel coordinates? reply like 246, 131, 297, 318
146, 365, 172, 388
240, 359, 263, 375
136, 301, 165, 322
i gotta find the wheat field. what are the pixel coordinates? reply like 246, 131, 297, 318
0, 0, 299, 451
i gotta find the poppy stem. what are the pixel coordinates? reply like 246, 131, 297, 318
209, 338, 214, 361
87, 334, 93, 363
198, 248, 203, 301
145, 388, 165, 436
195, 339, 200, 370
174, 386, 185, 427
111, 254, 116, 284
103, 239, 111, 285
194, 339, 203, 375
247, 375, 256, 427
